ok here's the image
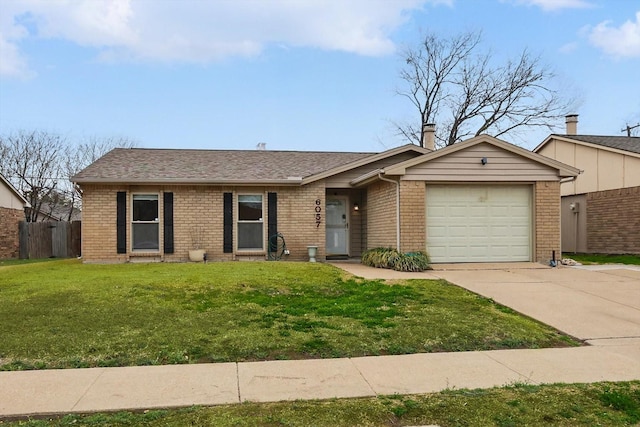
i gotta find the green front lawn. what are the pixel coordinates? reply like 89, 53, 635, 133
0, 260, 578, 370
8, 382, 640, 426
563, 253, 640, 265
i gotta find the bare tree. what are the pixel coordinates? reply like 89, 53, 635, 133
63, 136, 138, 220
394, 30, 572, 148
0, 130, 66, 222
0, 131, 138, 222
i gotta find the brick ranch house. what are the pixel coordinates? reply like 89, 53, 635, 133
72, 134, 579, 264
0, 173, 29, 259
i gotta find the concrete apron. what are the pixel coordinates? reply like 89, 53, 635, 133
332, 262, 640, 343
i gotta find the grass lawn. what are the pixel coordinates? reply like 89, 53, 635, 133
563, 253, 640, 265
7, 381, 640, 426
0, 260, 578, 370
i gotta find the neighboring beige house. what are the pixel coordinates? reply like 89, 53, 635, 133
72, 134, 578, 264
534, 115, 640, 254
0, 173, 29, 259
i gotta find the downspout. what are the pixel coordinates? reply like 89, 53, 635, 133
378, 173, 401, 251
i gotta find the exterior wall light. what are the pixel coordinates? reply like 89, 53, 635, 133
481, 157, 488, 165
353, 203, 359, 211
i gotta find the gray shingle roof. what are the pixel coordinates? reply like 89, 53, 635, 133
71, 148, 376, 184
556, 134, 640, 155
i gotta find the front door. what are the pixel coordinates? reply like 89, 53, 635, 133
326, 197, 349, 256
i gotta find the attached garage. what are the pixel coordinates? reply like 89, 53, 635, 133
375, 135, 581, 264
426, 185, 532, 263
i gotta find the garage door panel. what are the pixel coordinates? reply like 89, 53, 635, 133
426, 185, 531, 263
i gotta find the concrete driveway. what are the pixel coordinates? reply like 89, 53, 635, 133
333, 262, 640, 345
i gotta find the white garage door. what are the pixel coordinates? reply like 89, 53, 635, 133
426, 185, 532, 263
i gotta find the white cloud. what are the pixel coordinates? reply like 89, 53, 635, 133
559, 41, 579, 54
510, 0, 592, 11
0, 0, 437, 76
588, 11, 640, 58
0, 33, 34, 78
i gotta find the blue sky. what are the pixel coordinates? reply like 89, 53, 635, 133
0, 0, 638, 153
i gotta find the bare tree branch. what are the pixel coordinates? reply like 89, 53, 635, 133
0, 131, 138, 222
394, 30, 573, 148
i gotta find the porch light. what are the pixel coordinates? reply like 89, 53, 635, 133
353, 203, 359, 211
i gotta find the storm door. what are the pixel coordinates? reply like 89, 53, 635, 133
325, 197, 349, 256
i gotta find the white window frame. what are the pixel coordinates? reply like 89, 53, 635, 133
131, 193, 160, 252
236, 193, 265, 251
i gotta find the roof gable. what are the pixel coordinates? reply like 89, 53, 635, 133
384, 135, 580, 178
301, 144, 429, 185
534, 134, 640, 157
0, 173, 30, 208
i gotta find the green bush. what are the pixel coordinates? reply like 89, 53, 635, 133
362, 248, 430, 272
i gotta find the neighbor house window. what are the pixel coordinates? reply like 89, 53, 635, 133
237, 194, 263, 250
132, 194, 159, 251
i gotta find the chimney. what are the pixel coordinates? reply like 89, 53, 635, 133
565, 114, 578, 135
422, 123, 435, 150
256, 142, 266, 150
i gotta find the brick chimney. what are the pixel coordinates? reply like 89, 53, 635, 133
422, 123, 435, 150
565, 114, 578, 135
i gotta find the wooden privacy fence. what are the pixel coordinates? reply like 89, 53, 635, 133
19, 221, 81, 259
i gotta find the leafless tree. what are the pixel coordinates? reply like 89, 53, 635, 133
0, 130, 66, 222
0, 131, 138, 221
63, 136, 138, 220
394, 30, 573, 148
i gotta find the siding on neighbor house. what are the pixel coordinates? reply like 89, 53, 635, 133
586, 186, 640, 254
80, 183, 327, 263
0, 207, 22, 259
537, 139, 640, 196
402, 143, 560, 182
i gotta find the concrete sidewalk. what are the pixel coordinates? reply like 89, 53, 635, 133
2, 343, 639, 419
2, 262, 639, 419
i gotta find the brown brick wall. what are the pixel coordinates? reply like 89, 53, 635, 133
586, 186, 640, 254
0, 207, 22, 259
535, 181, 561, 264
80, 183, 327, 263
399, 180, 426, 252
367, 180, 397, 249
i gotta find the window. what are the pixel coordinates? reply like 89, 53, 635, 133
132, 194, 159, 250
237, 194, 263, 250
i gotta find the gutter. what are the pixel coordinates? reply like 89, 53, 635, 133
377, 172, 401, 251
71, 178, 304, 186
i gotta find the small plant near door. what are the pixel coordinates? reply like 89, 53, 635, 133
189, 225, 206, 262
362, 247, 431, 272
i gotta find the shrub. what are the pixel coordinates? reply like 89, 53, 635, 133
362, 248, 430, 272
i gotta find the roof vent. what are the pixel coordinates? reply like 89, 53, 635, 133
256, 142, 266, 150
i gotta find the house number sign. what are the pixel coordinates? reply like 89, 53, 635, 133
315, 198, 322, 228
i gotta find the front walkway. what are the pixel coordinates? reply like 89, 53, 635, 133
2, 262, 639, 419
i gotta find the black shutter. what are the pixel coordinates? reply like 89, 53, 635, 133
116, 191, 126, 254
223, 192, 233, 253
163, 192, 174, 254
268, 192, 277, 240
